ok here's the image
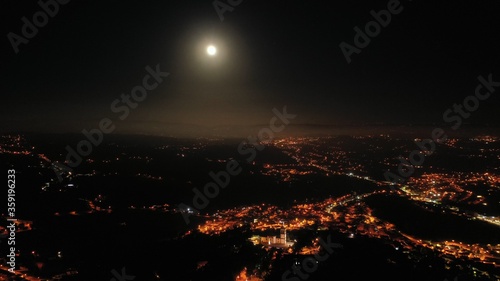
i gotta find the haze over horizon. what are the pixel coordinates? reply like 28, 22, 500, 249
2, 1, 500, 136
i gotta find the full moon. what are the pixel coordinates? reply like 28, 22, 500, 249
207, 45, 217, 56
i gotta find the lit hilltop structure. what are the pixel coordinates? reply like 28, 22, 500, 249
250, 228, 294, 248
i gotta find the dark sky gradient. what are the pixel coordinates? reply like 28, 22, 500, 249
2, 0, 500, 136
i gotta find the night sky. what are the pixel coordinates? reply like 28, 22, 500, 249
2, 0, 500, 136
